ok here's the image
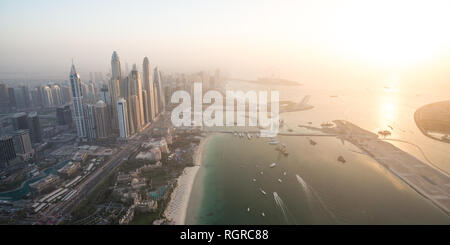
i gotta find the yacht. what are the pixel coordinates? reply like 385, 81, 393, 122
270, 163, 277, 168
261, 212, 266, 217
278, 179, 282, 183
268, 140, 279, 145
252, 178, 256, 182
247, 133, 252, 140
247, 208, 250, 212
260, 188, 267, 195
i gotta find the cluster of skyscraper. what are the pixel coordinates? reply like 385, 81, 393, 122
0, 82, 73, 112
70, 51, 165, 141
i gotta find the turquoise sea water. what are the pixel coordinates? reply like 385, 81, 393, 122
185, 80, 450, 224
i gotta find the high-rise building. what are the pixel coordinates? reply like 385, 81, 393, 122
153, 66, 164, 115
128, 94, 140, 135
109, 51, 121, 133
117, 98, 129, 139
20, 86, 31, 108
0, 83, 9, 112
56, 105, 73, 126
94, 100, 109, 139
85, 104, 97, 140
0, 136, 16, 168
142, 90, 149, 125
129, 64, 145, 129
61, 85, 72, 104
30, 87, 43, 108
14, 88, 26, 109
142, 57, 156, 123
8, 87, 16, 110
70, 64, 87, 139
12, 130, 34, 161
12, 112, 28, 130
27, 112, 42, 143
42, 85, 53, 107
51, 84, 63, 106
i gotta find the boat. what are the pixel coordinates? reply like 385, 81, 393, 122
268, 140, 279, 145
261, 212, 265, 217
260, 171, 263, 175
247, 208, 250, 212
275, 146, 289, 156
278, 179, 282, 183
308, 138, 317, 146
337, 155, 346, 163
252, 178, 256, 182
283, 172, 286, 176
270, 163, 276, 168
321, 122, 334, 127
260, 188, 267, 195
247, 133, 252, 140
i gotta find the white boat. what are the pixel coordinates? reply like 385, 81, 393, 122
270, 163, 277, 168
283, 171, 287, 176
252, 178, 256, 182
260, 188, 267, 195
261, 212, 266, 217
247, 133, 252, 140
247, 208, 250, 212
278, 179, 282, 183
268, 140, 279, 145
260, 171, 263, 175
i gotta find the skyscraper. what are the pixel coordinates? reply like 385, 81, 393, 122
27, 112, 42, 143
8, 87, 16, 110
153, 66, 164, 115
142, 57, 156, 123
0, 136, 16, 169
110, 51, 121, 133
70, 64, 87, 139
12, 112, 28, 130
42, 85, 53, 107
142, 89, 149, 125
85, 104, 97, 140
51, 84, 63, 106
129, 64, 145, 129
56, 105, 73, 126
94, 100, 110, 139
12, 130, 34, 161
0, 83, 10, 113
128, 94, 140, 135
117, 98, 129, 139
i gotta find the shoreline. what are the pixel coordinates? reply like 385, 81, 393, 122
163, 134, 212, 225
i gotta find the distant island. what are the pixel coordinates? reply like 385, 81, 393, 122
414, 100, 450, 143
233, 77, 302, 86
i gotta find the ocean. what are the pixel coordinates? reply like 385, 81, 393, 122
185, 79, 450, 224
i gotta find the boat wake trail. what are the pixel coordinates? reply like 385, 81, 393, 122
296, 174, 342, 224
273, 192, 296, 224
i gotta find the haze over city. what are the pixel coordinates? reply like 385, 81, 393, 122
1, 0, 450, 91
1, 0, 450, 229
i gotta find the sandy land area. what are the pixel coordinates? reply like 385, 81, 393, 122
163, 134, 212, 224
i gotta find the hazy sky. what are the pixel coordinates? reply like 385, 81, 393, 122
1, 0, 450, 89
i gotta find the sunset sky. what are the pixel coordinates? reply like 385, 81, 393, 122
1, 0, 450, 89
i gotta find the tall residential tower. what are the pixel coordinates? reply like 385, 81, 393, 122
70, 64, 87, 139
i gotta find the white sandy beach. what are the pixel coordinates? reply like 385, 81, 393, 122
163, 134, 211, 225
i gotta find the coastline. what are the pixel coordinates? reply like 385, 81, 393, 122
163, 134, 212, 225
